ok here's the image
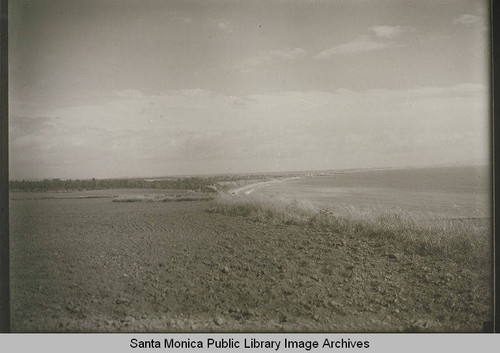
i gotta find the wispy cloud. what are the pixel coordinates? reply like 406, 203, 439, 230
217, 21, 232, 32
452, 14, 487, 31
370, 25, 413, 38
315, 25, 413, 59
178, 16, 192, 24
315, 36, 391, 59
167, 10, 192, 24
237, 48, 306, 70
452, 14, 482, 26
10, 115, 59, 137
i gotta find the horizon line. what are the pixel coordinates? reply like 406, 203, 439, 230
8, 160, 489, 182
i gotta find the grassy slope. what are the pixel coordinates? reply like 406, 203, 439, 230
209, 194, 490, 268
207, 194, 492, 331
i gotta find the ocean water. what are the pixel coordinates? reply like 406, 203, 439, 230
253, 166, 491, 219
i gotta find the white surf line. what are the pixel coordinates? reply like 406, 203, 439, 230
230, 180, 274, 195
229, 177, 300, 196
245, 184, 267, 195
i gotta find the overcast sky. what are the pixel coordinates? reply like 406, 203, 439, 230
9, 0, 490, 179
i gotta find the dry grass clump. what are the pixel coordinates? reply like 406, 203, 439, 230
209, 194, 490, 267
210, 193, 318, 224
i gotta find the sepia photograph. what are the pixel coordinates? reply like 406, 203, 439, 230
6, 0, 492, 333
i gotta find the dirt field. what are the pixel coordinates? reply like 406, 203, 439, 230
9, 189, 491, 332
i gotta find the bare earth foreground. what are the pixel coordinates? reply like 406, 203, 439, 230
10, 191, 491, 332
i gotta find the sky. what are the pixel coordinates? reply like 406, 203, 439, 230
9, 0, 490, 179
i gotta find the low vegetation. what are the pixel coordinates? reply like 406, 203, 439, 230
209, 194, 490, 268
9, 175, 271, 193
112, 194, 214, 203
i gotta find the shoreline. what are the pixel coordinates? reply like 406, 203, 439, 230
229, 176, 302, 195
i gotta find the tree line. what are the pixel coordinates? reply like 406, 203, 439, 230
9, 175, 266, 193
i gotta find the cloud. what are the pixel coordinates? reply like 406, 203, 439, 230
315, 25, 415, 59
217, 21, 232, 32
315, 36, 391, 58
206, 19, 233, 33
178, 16, 192, 24
167, 10, 192, 24
452, 13, 488, 32
238, 48, 306, 70
369, 25, 413, 38
110, 89, 145, 99
9, 84, 489, 178
10, 115, 59, 136
179, 88, 211, 96
452, 14, 482, 26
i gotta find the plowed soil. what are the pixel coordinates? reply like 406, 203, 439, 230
10, 194, 491, 332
